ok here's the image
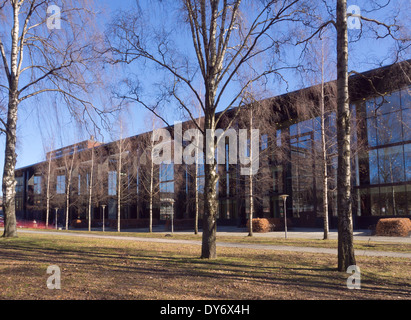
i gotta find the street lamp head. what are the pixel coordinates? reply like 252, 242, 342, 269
279, 194, 289, 201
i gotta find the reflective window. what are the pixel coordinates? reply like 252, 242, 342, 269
402, 108, 411, 141
160, 163, 174, 182
366, 88, 411, 146
377, 146, 405, 183
56, 175, 65, 194
34, 176, 42, 195
367, 117, 377, 147
15, 177, 24, 194
108, 171, 117, 196
159, 163, 174, 195
261, 134, 268, 151
376, 111, 403, 145
159, 181, 174, 193
405, 144, 411, 181
368, 150, 379, 184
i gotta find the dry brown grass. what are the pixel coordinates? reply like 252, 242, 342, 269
0, 233, 410, 300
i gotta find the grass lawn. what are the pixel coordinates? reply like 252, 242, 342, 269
23, 228, 411, 253
0, 233, 410, 300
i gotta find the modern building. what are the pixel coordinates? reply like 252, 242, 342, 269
14, 60, 411, 230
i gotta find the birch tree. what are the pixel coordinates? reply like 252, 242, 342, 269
64, 148, 76, 230
87, 143, 97, 232
297, 31, 338, 240
138, 118, 163, 233
300, 0, 410, 271
0, 0, 107, 238
234, 95, 278, 236
107, 0, 308, 259
109, 121, 133, 233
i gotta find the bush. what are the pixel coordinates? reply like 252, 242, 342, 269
375, 218, 411, 237
246, 218, 293, 233
246, 218, 273, 233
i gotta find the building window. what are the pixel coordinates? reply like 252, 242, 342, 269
159, 163, 174, 195
15, 177, 24, 194
56, 175, 65, 194
159, 163, 174, 220
197, 176, 205, 194
378, 146, 405, 184
405, 144, 411, 181
33, 176, 42, 195
261, 134, 268, 151
108, 171, 117, 196
276, 130, 282, 147
366, 90, 410, 147
78, 173, 90, 195
160, 163, 174, 182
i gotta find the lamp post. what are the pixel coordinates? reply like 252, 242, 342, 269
101, 205, 106, 232
54, 208, 59, 230
279, 194, 289, 239
161, 198, 175, 235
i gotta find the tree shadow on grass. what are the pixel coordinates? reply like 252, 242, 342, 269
1, 237, 409, 299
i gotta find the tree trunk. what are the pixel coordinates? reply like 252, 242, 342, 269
149, 154, 154, 233
2, 96, 19, 238
46, 152, 52, 229
194, 160, 199, 235
320, 43, 329, 240
65, 153, 75, 231
248, 108, 254, 237
117, 148, 122, 233
2, 3, 20, 238
88, 148, 95, 232
201, 112, 218, 259
336, 0, 356, 271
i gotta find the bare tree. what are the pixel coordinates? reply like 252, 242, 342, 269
232, 95, 278, 236
107, 0, 309, 259
299, 0, 410, 271
63, 148, 77, 230
138, 117, 163, 233
87, 144, 95, 231
43, 146, 56, 228
74, 139, 100, 231
108, 120, 134, 232
296, 31, 338, 240
0, 0, 109, 237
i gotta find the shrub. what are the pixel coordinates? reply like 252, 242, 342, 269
246, 218, 293, 233
375, 218, 411, 237
246, 218, 273, 233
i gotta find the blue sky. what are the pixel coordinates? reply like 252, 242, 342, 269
0, 0, 409, 195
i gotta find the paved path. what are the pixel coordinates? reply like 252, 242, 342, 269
9, 228, 411, 259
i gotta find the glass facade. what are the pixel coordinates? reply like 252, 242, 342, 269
361, 87, 411, 217
159, 163, 175, 220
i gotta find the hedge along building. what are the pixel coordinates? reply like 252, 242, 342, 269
14, 60, 411, 230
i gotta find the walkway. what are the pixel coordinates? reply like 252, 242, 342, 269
8, 227, 411, 259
